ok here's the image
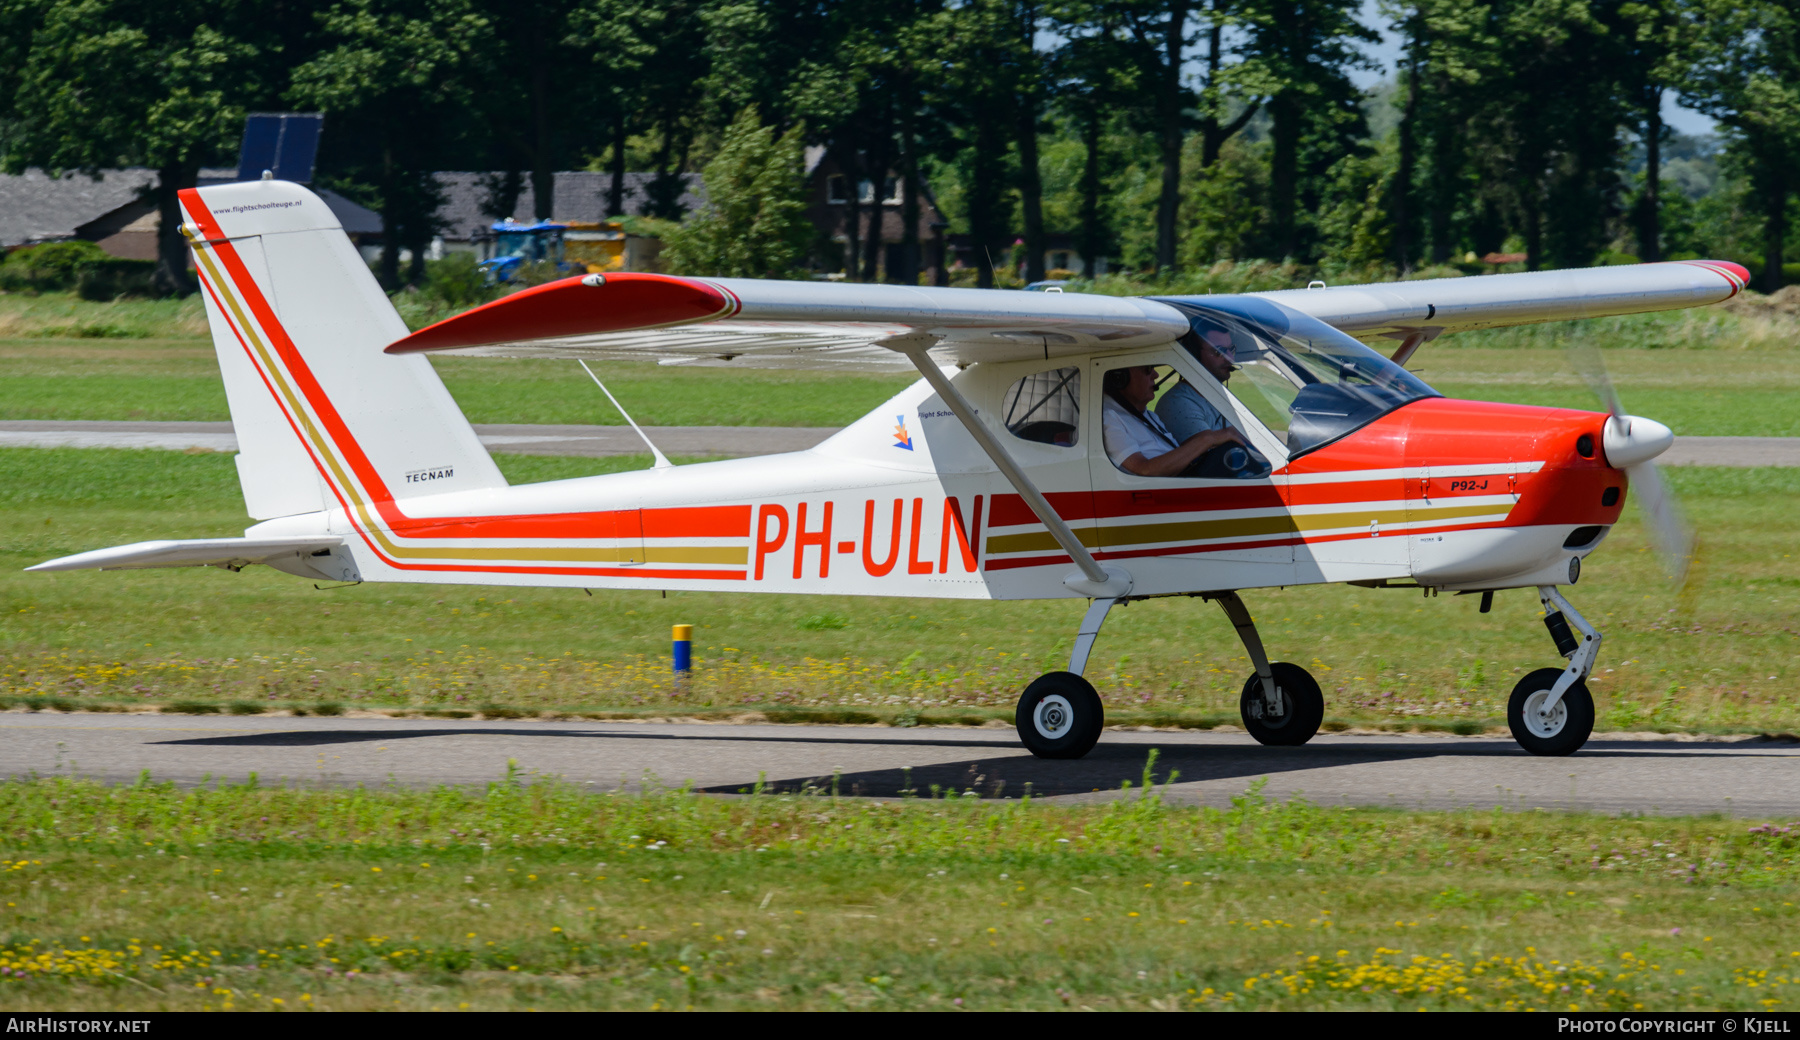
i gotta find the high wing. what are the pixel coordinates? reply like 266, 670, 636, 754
387, 275, 1190, 370
385, 260, 1750, 368
1252, 259, 1749, 348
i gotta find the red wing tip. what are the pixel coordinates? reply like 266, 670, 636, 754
385, 272, 729, 354
1715, 260, 1752, 288
1675, 259, 1752, 294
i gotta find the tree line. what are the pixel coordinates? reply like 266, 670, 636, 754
0, 0, 1793, 296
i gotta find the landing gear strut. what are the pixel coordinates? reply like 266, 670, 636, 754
1507, 585, 1600, 756
1016, 596, 1115, 759
1015, 590, 1327, 759
1209, 592, 1323, 746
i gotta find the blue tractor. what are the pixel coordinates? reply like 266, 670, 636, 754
477, 219, 580, 283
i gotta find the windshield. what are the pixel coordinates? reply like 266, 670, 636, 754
1151, 296, 1440, 456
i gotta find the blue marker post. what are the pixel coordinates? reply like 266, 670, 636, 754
672, 624, 693, 677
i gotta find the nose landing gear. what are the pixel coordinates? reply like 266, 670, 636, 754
1506, 585, 1601, 756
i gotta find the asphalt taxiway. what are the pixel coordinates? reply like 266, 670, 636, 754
3, 713, 1794, 816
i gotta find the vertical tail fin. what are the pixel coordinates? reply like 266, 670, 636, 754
179, 180, 504, 521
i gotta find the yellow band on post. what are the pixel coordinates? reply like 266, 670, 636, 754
672, 624, 693, 641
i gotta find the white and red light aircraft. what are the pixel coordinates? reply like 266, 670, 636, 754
30, 180, 1745, 758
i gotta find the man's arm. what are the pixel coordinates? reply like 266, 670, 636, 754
1120, 426, 1246, 477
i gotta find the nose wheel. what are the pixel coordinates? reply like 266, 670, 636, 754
1506, 586, 1603, 756
1507, 667, 1595, 756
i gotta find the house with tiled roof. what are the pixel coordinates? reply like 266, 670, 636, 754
0, 168, 382, 258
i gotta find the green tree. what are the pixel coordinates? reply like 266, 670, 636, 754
570, 1, 671, 218
660, 105, 811, 278
290, 0, 489, 288
2, 0, 269, 296
636, 0, 709, 220
1680, 0, 1800, 290
1050, 24, 1143, 272
1013, 1, 1053, 282
1238, 0, 1376, 260
474, 0, 584, 221
926, 0, 1026, 287
1177, 134, 1267, 263
1114, 0, 1199, 272
1617, 0, 1693, 261
1397, 0, 1634, 270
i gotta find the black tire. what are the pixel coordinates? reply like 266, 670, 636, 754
1015, 671, 1104, 760
1507, 667, 1595, 756
1239, 662, 1325, 746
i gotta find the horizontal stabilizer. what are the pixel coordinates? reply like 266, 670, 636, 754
27, 537, 347, 576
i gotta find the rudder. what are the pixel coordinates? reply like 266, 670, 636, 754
180, 180, 504, 521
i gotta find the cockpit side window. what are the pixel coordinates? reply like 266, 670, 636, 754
1003, 367, 1081, 447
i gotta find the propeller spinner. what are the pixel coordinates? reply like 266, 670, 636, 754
1568, 342, 1695, 586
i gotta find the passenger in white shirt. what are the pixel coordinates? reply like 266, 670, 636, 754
1100, 365, 1247, 477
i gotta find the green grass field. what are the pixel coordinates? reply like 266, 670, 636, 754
1, 290, 1796, 1014
2, 290, 1797, 434
0, 774, 1793, 1010
2, 448, 1796, 733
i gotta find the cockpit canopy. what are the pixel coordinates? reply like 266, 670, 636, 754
1152, 295, 1441, 455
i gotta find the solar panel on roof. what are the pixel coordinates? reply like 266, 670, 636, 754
235, 113, 324, 183
236, 116, 280, 179
273, 117, 322, 183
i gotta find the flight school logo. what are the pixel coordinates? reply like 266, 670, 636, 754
892, 415, 914, 451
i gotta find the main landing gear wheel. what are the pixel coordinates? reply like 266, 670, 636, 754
1015, 671, 1104, 760
1239, 662, 1325, 746
1507, 667, 1595, 757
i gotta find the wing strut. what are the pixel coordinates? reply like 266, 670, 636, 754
887, 334, 1131, 600
578, 360, 673, 468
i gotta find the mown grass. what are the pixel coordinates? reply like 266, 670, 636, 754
0, 339, 913, 429
0, 293, 210, 341
3, 289, 1798, 434
0, 772, 1794, 1010
2, 448, 1796, 733
0, 290, 913, 427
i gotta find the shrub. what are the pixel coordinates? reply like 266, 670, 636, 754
424, 253, 495, 307
2, 241, 162, 298
76, 259, 158, 301
1, 240, 110, 292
